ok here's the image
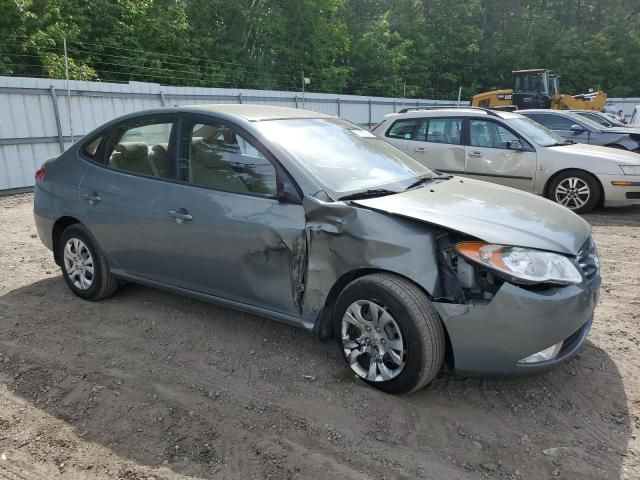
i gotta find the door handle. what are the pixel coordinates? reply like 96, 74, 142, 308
414, 147, 426, 152
169, 209, 193, 223
468, 151, 482, 158
83, 192, 102, 204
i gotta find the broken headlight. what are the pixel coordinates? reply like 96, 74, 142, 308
455, 242, 582, 286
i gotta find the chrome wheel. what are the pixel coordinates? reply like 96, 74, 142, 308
341, 299, 406, 382
63, 238, 94, 290
555, 177, 590, 210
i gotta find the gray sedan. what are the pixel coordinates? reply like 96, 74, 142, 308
33, 105, 599, 394
519, 109, 640, 152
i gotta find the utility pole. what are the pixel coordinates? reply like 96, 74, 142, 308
301, 72, 310, 109
457, 86, 462, 106
63, 37, 74, 143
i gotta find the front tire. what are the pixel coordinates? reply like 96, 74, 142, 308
57, 224, 119, 300
547, 170, 601, 213
334, 274, 445, 394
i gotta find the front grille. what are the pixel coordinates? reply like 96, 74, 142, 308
576, 237, 599, 283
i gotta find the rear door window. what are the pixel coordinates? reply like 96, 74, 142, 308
415, 117, 463, 144
104, 118, 175, 179
527, 114, 574, 130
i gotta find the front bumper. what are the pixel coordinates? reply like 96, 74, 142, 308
598, 173, 640, 207
433, 273, 600, 376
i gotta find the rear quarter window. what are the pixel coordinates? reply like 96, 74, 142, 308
81, 136, 104, 160
386, 119, 418, 139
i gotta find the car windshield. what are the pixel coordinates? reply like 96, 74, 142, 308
254, 118, 433, 194
506, 116, 568, 147
564, 113, 603, 130
604, 116, 627, 127
584, 112, 627, 127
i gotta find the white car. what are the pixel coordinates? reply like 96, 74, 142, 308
372, 107, 640, 213
631, 105, 640, 126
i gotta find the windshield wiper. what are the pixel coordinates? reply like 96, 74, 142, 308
404, 173, 452, 191
339, 189, 398, 201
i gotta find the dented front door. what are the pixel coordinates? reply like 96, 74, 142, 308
162, 183, 307, 317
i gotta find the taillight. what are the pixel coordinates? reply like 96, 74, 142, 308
35, 166, 45, 183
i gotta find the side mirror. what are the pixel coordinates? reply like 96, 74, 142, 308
506, 140, 524, 151
570, 124, 586, 133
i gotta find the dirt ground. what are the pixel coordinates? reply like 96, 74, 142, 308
0, 193, 638, 480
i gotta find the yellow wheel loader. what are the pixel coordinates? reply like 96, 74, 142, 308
472, 69, 606, 111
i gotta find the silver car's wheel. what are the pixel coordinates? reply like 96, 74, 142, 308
554, 177, 590, 210
63, 238, 94, 290
548, 170, 600, 214
341, 299, 406, 382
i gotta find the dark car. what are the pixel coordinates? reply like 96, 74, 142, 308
574, 110, 629, 128
33, 105, 600, 394
519, 109, 640, 152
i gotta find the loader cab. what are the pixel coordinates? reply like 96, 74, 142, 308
512, 69, 553, 110
549, 74, 560, 97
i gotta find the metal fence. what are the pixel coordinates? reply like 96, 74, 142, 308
0, 75, 637, 193
0, 76, 462, 192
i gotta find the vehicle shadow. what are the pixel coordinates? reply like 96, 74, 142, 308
0, 277, 632, 479
583, 204, 640, 227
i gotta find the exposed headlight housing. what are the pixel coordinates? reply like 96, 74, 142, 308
620, 165, 640, 175
455, 242, 583, 286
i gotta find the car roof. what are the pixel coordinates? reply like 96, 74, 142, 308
518, 109, 571, 114
384, 108, 521, 120
178, 104, 333, 122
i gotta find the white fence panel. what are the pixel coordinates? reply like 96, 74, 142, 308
606, 98, 640, 120
0, 76, 466, 192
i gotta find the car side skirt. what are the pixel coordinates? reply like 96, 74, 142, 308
111, 270, 306, 330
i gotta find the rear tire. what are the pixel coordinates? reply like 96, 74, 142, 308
333, 273, 445, 394
547, 169, 601, 214
57, 224, 119, 301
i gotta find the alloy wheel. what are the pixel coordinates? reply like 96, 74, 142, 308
63, 238, 94, 290
341, 299, 406, 382
555, 177, 591, 210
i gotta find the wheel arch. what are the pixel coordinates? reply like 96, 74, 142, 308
52, 216, 82, 265
313, 268, 454, 370
543, 168, 604, 206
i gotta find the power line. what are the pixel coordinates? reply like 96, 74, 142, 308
66, 46, 299, 85
1, 39, 304, 87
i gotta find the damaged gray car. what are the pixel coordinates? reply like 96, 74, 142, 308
33, 105, 600, 394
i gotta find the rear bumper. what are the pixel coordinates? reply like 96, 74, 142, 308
33, 187, 55, 251
434, 274, 600, 376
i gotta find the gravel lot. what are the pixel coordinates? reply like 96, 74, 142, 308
0, 193, 638, 480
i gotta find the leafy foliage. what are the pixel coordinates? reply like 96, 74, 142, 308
0, 0, 638, 98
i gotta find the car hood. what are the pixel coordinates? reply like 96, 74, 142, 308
603, 126, 640, 135
353, 177, 590, 255
548, 143, 640, 165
